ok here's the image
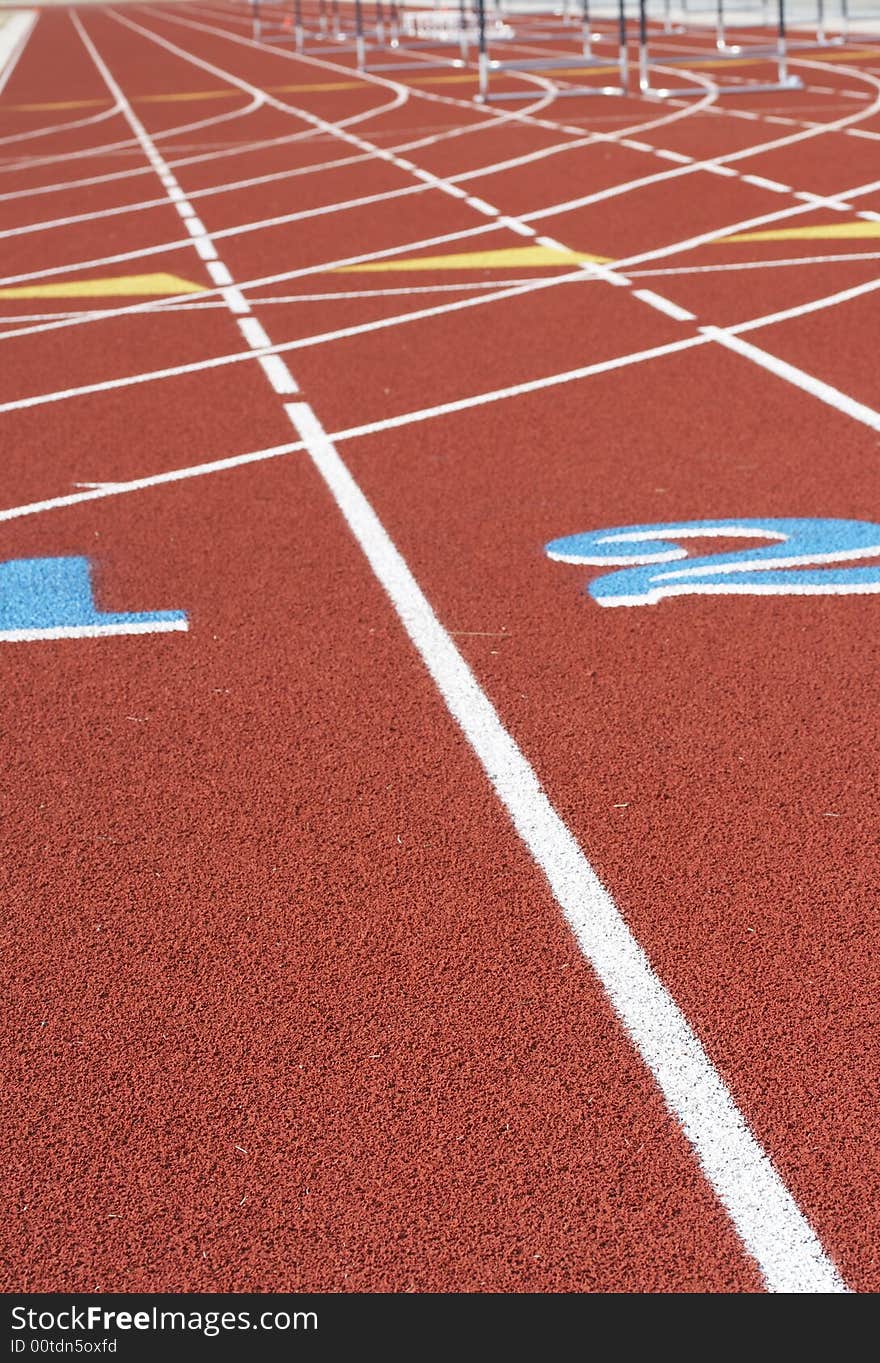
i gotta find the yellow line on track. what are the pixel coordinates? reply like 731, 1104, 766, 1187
0, 272, 205, 299
721, 221, 880, 242
338, 245, 611, 271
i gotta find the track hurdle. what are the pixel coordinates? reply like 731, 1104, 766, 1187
719, 0, 849, 50
361, 3, 478, 74
637, 0, 803, 97
251, 0, 305, 50
475, 0, 630, 101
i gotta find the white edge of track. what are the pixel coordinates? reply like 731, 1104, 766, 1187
0, 8, 37, 96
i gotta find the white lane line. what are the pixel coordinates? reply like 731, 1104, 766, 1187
631, 249, 880, 277
0, 27, 409, 205
0, 127, 342, 207
5, 148, 880, 348
72, 26, 877, 1275
11, 21, 880, 409
132, 7, 726, 281
0, 304, 873, 529
0, 99, 121, 151
741, 174, 792, 194
704, 163, 738, 178
0, 88, 266, 176
9, 12, 876, 329
0, 266, 597, 412
206, 259, 233, 285
71, 11, 298, 405
727, 273, 880, 336
612, 173, 880, 272
0, 146, 377, 237
506, 60, 880, 234
464, 195, 500, 215
13, 7, 867, 326
533, 233, 630, 287
498, 217, 536, 237
116, 6, 552, 266
237, 315, 270, 349
193, 235, 218, 261
8, 248, 875, 429
285, 400, 847, 1297
0, 438, 307, 524
0, 219, 514, 351
653, 148, 693, 163
257, 352, 299, 395
0, 311, 703, 415
320, 336, 710, 442
0, 619, 188, 642
0, 179, 438, 289
793, 190, 853, 210
704, 326, 880, 433
632, 288, 696, 322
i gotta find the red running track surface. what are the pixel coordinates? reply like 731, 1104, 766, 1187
2, 0, 880, 1294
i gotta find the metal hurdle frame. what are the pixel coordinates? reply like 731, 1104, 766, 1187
637, 0, 803, 97
246, 0, 329, 52
718, 0, 849, 50
475, 0, 630, 101
361, 0, 472, 71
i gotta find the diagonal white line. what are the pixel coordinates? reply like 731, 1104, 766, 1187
285, 400, 848, 1295
703, 326, 880, 432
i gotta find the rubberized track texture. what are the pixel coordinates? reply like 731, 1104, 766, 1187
3, 0, 880, 1295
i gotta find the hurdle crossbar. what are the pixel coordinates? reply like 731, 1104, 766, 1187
637, 0, 804, 98
475, 0, 629, 101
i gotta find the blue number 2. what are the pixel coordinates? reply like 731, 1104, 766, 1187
545, 518, 880, 607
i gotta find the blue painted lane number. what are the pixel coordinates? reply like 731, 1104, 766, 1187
546, 518, 880, 607
0, 557, 187, 642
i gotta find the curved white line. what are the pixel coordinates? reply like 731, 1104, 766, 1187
0, 98, 122, 150
0, 87, 267, 175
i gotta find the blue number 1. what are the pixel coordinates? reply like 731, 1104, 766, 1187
545, 518, 880, 607
0, 557, 187, 641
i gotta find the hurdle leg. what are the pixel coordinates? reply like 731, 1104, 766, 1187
777, 0, 789, 83
355, 0, 365, 67
476, 0, 488, 99
638, 0, 650, 92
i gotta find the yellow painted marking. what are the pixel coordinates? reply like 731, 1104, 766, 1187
2, 79, 374, 111
271, 79, 382, 93
4, 97, 112, 111
338, 245, 611, 272
721, 221, 880, 242
0, 272, 205, 299
138, 88, 239, 104
802, 45, 880, 62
